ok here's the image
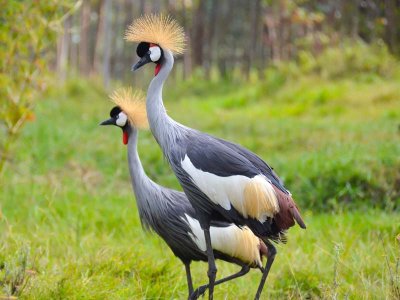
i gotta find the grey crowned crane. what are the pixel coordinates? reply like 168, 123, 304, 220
100, 88, 271, 299
126, 15, 306, 299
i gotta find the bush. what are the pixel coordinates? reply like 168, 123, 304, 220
0, 1, 73, 175
296, 40, 399, 79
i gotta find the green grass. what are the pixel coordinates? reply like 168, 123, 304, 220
1, 58, 400, 298
1, 209, 399, 299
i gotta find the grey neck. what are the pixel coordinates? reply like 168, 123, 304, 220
126, 125, 178, 231
126, 125, 155, 205
146, 50, 188, 154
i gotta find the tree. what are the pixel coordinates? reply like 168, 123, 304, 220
79, 0, 91, 75
93, 0, 112, 88
0, 1, 75, 175
191, 0, 206, 68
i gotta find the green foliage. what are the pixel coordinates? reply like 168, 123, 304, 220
0, 245, 35, 297
1, 191, 398, 299
0, 41, 399, 298
0, 0, 72, 175
268, 39, 399, 81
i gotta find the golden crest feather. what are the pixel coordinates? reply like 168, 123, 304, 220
125, 14, 185, 54
109, 88, 148, 129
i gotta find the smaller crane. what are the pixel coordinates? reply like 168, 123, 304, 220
100, 88, 270, 299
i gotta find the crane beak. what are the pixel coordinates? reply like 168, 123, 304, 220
132, 54, 152, 71
99, 118, 114, 126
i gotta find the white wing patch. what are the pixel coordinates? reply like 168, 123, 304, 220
184, 213, 207, 251
183, 214, 263, 267
181, 155, 279, 222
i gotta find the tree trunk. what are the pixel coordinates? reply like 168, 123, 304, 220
244, 0, 261, 78
265, 12, 279, 61
204, 0, 218, 79
191, 0, 206, 68
122, 0, 134, 79
351, 0, 359, 39
152, 0, 161, 13
385, 0, 397, 52
94, 0, 105, 75
79, 0, 90, 75
215, 0, 230, 77
93, 0, 112, 88
70, 12, 79, 71
181, 0, 191, 79
102, 0, 112, 89
259, 4, 269, 78
140, 0, 146, 14
57, 16, 71, 81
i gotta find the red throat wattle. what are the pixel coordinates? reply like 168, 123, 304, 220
155, 63, 161, 76
123, 131, 129, 145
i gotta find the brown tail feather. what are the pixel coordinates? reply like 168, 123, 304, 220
259, 239, 269, 258
292, 204, 306, 229
272, 186, 306, 230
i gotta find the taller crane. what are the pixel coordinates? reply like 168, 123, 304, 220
126, 15, 306, 299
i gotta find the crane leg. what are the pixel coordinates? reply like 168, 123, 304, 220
189, 265, 250, 300
203, 227, 217, 300
184, 262, 194, 298
254, 242, 277, 300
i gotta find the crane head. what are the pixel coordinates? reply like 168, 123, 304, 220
132, 42, 163, 75
100, 106, 130, 145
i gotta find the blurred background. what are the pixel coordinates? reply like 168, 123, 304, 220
0, 1, 399, 299
34, 0, 400, 85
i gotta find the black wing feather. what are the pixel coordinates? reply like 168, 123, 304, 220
213, 135, 289, 194
186, 135, 259, 178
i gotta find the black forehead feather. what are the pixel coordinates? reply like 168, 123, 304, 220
136, 42, 150, 57
110, 106, 122, 117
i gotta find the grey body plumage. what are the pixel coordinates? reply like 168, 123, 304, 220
126, 126, 205, 262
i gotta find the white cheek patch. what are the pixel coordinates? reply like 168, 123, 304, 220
149, 46, 161, 62
116, 112, 127, 127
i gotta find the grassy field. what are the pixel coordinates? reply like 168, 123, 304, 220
1, 51, 400, 298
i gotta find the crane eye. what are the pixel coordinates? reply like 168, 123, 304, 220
149, 46, 161, 62
116, 112, 127, 127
